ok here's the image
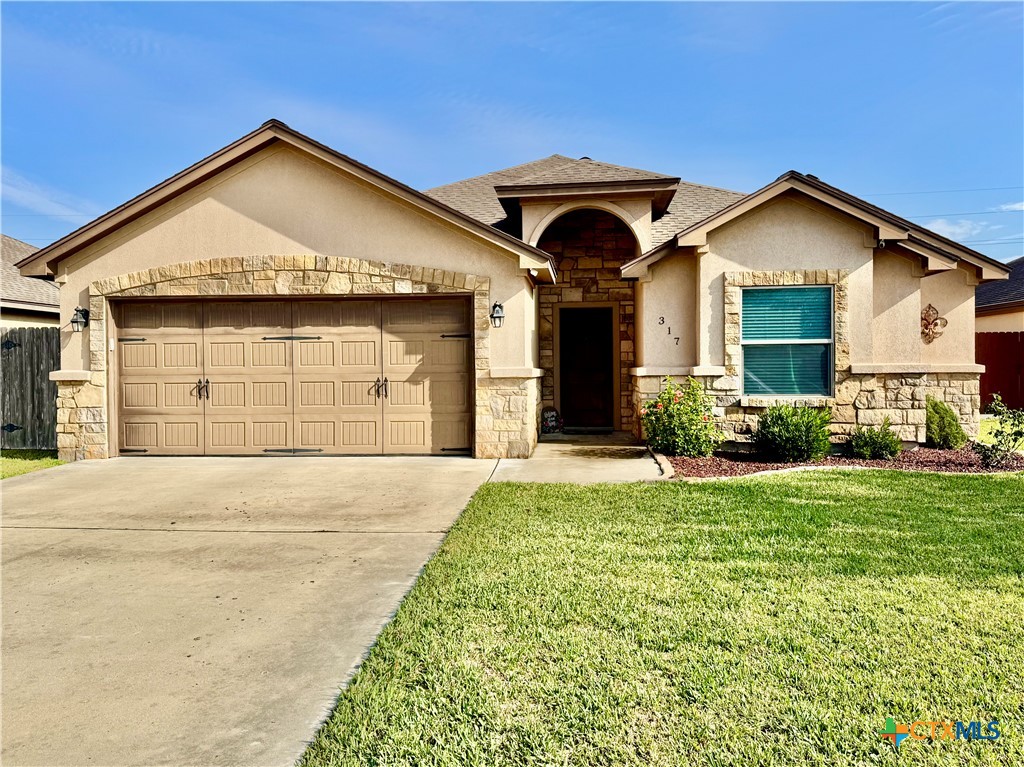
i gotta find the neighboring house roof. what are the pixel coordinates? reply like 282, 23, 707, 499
427, 155, 744, 244
1, 235, 59, 313
976, 255, 1024, 309
16, 120, 557, 281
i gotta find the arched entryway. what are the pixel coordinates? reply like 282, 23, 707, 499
536, 209, 639, 433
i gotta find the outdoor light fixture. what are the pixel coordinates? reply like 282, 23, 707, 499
70, 307, 90, 332
489, 301, 505, 329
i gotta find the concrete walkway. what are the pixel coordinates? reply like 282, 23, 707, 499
490, 432, 665, 483
2, 457, 495, 767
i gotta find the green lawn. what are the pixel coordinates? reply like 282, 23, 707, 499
0, 449, 62, 479
301, 471, 1024, 766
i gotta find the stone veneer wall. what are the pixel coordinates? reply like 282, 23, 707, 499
633, 371, 980, 445
632, 269, 980, 446
536, 209, 637, 431
55, 255, 538, 461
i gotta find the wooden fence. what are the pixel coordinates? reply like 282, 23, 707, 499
1, 326, 60, 449
977, 331, 1023, 410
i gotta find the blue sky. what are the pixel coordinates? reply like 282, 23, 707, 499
2, 1, 1022, 262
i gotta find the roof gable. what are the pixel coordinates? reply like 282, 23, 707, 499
17, 121, 556, 280
622, 171, 1010, 281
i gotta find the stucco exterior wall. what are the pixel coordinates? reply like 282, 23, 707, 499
633, 253, 698, 371
921, 266, 977, 364
57, 145, 535, 374
976, 309, 1024, 332
871, 250, 921, 362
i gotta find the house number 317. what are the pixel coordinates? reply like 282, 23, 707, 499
658, 317, 680, 345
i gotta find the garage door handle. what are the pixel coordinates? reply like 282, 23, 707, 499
195, 378, 204, 399
203, 378, 210, 400
382, 377, 389, 399
374, 377, 382, 399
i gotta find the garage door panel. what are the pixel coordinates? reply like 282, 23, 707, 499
206, 416, 293, 454
293, 300, 382, 454
120, 417, 204, 455
383, 298, 471, 455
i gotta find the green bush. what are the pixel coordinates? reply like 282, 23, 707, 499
751, 404, 832, 462
640, 377, 724, 457
848, 417, 903, 460
925, 397, 967, 449
972, 394, 1024, 468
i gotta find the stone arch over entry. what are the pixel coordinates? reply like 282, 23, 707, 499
527, 199, 650, 253
54, 255, 537, 461
535, 209, 639, 433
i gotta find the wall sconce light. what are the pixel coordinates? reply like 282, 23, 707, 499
489, 302, 505, 329
70, 307, 90, 332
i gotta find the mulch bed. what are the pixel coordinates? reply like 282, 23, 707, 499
668, 447, 1024, 479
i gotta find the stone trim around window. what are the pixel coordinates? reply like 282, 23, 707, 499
723, 269, 850, 398
53, 255, 540, 461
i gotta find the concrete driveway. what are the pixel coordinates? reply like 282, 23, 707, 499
2, 457, 495, 767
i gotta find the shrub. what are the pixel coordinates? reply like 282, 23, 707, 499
848, 417, 903, 460
972, 394, 1024, 468
751, 404, 832, 462
640, 377, 724, 457
925, 397, 967, 449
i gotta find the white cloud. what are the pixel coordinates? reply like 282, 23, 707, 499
998, 201, 1024, 211
1, 166, 100, 219
922, 218, 988, 241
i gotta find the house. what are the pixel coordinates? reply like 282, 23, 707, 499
16, 121, 1009, 461
2, 235, 59, 326
975, 255, 1023, 408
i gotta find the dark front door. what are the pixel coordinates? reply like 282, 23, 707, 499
559, 307, 615, 430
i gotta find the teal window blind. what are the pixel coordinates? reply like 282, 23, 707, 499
741, 287, 831, 340
741, 287, 833, 396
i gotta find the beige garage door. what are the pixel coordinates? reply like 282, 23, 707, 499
117, 298, 471, 456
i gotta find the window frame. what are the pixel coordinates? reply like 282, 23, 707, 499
739, 285, 835, 397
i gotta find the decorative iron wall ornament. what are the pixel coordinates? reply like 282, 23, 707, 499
921, 304, 948, 344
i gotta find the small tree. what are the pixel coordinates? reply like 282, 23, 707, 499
973, 394, 1024, 468
640, 377, 724, 457
925, 397, 967, 449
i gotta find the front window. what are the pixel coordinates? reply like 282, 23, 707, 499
741, 286, 833, 396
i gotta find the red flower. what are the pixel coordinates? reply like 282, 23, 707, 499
656, 402, 664, 409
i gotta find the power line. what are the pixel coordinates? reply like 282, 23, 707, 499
907, 210, 1024, 218
866, 185, 1023, 196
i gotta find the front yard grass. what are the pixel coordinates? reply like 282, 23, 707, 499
1, 449, 61, 479
302, 471, 1024, 766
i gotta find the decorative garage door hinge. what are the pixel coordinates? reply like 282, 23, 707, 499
440, 447, 471, 453
261, 448, 325, 453
118, 337, 148, 343
440, 333, 470, 339
119, 448, 148, 453
260, 336, 323, 341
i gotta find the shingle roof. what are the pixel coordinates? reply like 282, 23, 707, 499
976, 255, 1024, 308
2, 235, 59, 309
425, 155, 745, 248
500, 156, 677, 187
